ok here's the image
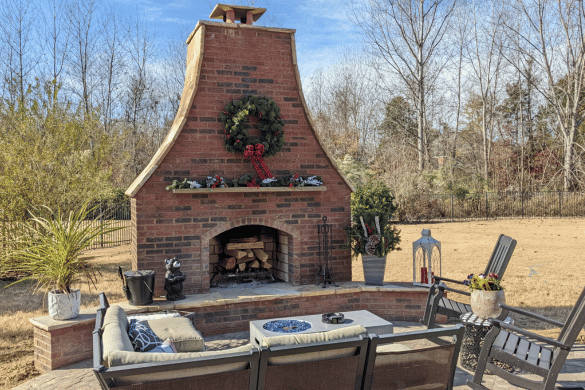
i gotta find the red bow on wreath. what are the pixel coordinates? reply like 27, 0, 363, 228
244, 143, 273, 180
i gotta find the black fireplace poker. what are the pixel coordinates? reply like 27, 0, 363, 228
316, 216, 337, 288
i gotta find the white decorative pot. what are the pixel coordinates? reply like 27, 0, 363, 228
470, 289, 506, 319
48, 289, 81, 320
362, 255, 386, 286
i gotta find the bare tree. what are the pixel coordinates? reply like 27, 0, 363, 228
503, 0, 585, 191
441, 1, 473, 182
305, 52, 385, 161
0, 0, 39, 104
466, 0, 506, 185
97, 5, 125, 135
123, 14, 159, 176
350, 0, 456, 171
161, 30, 188, 121
40, 0, 71, 107
67, 0, 100, 118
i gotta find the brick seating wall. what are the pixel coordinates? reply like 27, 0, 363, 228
31, 288, 443, 372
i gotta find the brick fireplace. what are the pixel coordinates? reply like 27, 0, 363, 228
125, 4, 353, 295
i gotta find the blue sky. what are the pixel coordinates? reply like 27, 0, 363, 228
116, 0, 363, 78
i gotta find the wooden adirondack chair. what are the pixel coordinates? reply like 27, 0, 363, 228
420, 234, 516, 329
467, 285, 585, 390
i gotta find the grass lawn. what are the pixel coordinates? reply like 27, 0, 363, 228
2, 218, 584, 389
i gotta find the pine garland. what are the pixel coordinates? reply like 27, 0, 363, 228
165, 174, 323, 190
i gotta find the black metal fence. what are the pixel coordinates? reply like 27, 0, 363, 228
86, 201, 132, 249
397, 191, 585, 222
0, 201, 132, 252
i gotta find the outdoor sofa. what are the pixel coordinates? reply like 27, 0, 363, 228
93, 293, 260, 389
93, 293, 464, 390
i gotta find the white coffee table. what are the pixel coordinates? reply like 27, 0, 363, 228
249, 310, 393, 346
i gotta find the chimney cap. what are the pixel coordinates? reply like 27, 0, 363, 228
209, 4, 266, 24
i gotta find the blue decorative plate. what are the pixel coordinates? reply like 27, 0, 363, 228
263, 319, 312, 333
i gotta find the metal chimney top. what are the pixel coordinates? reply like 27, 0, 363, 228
209, 4, 266, 25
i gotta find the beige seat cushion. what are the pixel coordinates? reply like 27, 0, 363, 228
101, 305, 134, 367
108, 343, 253, 367
376, 343, 412, 353
110, 344, 255, 386
260, 324, 367, 365
260, 325, 367, 348
144, 316, 205, 352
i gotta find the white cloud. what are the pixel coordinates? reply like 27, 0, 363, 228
169, 0, 191, 9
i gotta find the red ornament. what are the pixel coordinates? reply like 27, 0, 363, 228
244, 144, 255, 158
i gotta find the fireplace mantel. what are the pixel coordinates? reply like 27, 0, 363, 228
172, 186, 327, 194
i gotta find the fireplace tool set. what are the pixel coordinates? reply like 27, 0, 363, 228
317, 216, 337, 287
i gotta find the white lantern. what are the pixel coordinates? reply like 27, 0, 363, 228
413, 229, 441, 286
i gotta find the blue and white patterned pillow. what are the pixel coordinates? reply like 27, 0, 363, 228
147, 338, 177, 354
128, 320, 162, 352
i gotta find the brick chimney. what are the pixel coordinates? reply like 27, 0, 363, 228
125, 4, 353, 295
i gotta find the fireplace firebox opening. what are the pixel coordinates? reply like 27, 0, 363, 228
209, 225, 292, 287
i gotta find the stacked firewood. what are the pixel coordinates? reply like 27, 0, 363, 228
217, 237, 272, 272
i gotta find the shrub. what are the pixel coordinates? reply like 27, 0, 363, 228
351, 182, 397, 218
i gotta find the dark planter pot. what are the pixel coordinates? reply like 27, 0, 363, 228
361, 255, 386, 286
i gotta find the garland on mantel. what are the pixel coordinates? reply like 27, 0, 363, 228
165, 173, 323, 191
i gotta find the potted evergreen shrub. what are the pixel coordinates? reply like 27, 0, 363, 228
6, 203, 122, 320
345, 183, 401, 285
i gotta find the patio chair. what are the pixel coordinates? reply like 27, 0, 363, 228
467, 285, 585, 390
256, 334, 369, 390
420, 234, 516, 328
362, 325, 465, 390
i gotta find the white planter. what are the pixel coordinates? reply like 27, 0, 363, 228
48, 289, 81, 320
362, 255, 386, 286
470, 289, 506, 320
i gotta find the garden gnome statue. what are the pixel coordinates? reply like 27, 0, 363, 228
164, 257, 186, 301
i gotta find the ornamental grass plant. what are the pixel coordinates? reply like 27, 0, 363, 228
5, 203, 123, 294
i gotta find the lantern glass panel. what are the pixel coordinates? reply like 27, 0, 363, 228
412, 229, 441, 286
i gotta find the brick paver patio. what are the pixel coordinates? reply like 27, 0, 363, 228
13, 322, 585, 390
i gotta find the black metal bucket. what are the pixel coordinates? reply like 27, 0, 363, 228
118, 267, 155, 305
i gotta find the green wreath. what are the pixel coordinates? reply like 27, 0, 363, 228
220, 95, 285, 157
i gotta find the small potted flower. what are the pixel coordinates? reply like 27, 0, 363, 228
464, 273, 506, 319
344, 211, 400, 285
